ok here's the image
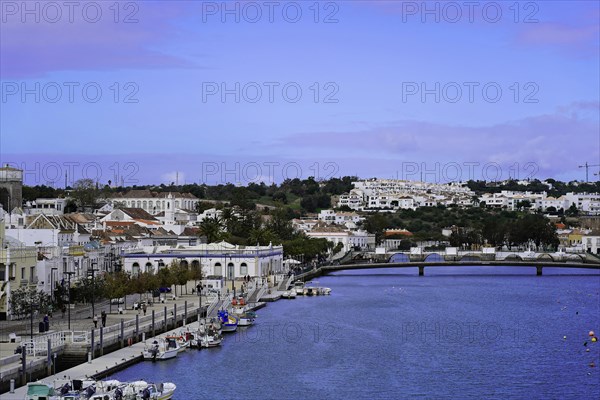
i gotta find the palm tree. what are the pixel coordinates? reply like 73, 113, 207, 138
199, 216, 224, 243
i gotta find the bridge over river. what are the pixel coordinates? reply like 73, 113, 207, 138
295, 257, 600, 281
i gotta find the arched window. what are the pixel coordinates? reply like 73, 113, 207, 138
214, 262, 222, 276
240, 262, 248, 276
227, 262, 234, 279
132, 262, 140, 275
145, 262, 153, 273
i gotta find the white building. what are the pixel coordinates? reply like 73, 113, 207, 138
582, 233, 600, 254
536, 195, 569, 212
565, 192, 600, 215
110, 190, 199, 216
306, 225, 375, 252
318, 209, 364, 224
121, 241, 283, 280
337, 179, 474, 210
24, 198, 68, 216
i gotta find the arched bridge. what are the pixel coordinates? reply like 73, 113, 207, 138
295, 259, 600, 281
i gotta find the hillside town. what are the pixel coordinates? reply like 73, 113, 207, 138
1, 164, 599, 321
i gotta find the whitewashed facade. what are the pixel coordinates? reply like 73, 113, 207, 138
121, 242, 283, 279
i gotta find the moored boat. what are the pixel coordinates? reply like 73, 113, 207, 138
121, 380, 176, 400
293, 281, 305, 295
196, 319, 223, 348
282, 290, 296, 299
218, 309, 238, 332
143, 338, 180, 361
237, 310, 256, 326
26, 382, 59, 400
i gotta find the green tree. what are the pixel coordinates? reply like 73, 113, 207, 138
9, 287, 52, 319
71, 178, 100, 211
364, 213, 389, 244
170, 261, 190, 296
199, 216, 224, 243
565, 203, 579, 217
103, 271, 130, 312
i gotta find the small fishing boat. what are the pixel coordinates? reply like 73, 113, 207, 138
120, 380, 177, 400
218, 309, 238, 332
282, 290, 296, 299
304, 281, 331, 296
196, 320, 223, 348
230, 297, 256, 326
293, 281, 305, 295
318, 287, 332, 295
303, 282, 317, 296
51, 379, 176, 400
143, 338, 180, 361
26, 382, 58, 400
237, 310, 256, 326
164, 333, 190, 352
198, 330, 223, 348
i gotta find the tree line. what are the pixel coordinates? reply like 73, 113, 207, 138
363, 206, 560, 251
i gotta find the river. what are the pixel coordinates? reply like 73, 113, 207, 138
109, 267, 600, 399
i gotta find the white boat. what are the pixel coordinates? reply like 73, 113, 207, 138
293, 281, 305, 295
164, 333, 191, 352
318, 287, 332, 295
198, 331, 223, 348
143, 338, 180, 361
237, 310, 256, 326
196, 320, 223, 348
230, 297, 256, 326
303, 282, 317, 296
120, 380, 176, 400
52, 379, 176, 400
304, 281, 331, 296
282, 290, 296, 299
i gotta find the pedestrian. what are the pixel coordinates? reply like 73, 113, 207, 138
93, 314, 98, 328
101, 311, 107, 327
142, 304, 147, 316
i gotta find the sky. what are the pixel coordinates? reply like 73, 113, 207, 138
1, 0, 599, 186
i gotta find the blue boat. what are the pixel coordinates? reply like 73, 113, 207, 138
218, 310, 238, 332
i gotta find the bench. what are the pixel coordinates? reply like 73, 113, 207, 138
9, 333, 21, 343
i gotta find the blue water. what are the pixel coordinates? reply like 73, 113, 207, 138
110, 267, 600, 399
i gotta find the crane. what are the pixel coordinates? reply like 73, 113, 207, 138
578, 162, 600, 182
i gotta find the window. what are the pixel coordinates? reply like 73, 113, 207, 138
214, 262, 222, 276
21, 267, 26, 280
240, 263, 248, 275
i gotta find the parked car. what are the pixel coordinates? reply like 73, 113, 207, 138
159, 287, 172, 293
110, 298, 125, 305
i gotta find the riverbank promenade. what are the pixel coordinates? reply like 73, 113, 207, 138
0, 278, 275, 394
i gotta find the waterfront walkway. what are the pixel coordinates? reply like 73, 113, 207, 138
0, 278, 278, 394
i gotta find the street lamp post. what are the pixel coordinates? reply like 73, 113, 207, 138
88, 262, 99, 318
50, 267, 58, 303
64, 271, 75, 330
30, 302, 37, 341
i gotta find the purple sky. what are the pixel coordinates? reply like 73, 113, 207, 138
1, 1, 599, 185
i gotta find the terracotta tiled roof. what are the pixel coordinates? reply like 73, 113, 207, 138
120, 208, 158, 221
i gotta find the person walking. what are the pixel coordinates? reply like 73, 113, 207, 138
101, 311, 107, 327
93, 314, 98, 328
142, 304, 147, 316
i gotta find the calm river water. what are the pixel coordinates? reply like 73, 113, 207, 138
109, 267, 600, 399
